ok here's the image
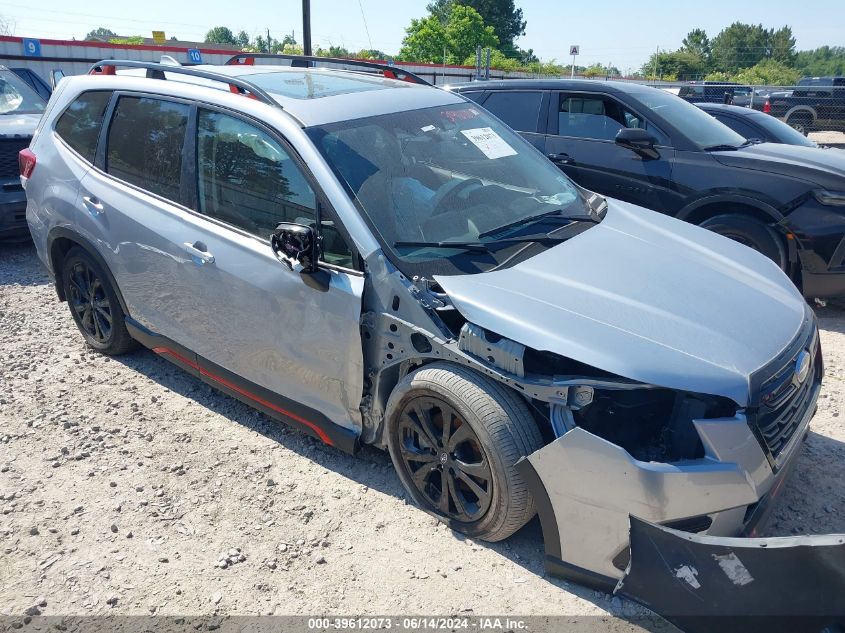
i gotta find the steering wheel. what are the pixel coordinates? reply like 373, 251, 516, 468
430, 178, 483, 216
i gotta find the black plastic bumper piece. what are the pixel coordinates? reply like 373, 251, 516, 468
617, 516, 845, 633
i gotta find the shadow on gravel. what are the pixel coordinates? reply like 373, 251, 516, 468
0, 241, 48, 287
110, 346, 675, 630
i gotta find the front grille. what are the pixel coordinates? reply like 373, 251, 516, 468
0, 138, 30, 179
752, 326, 820, 461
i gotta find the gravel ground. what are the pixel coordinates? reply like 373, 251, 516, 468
809, 130, 845, 147
1, 242, 843, 626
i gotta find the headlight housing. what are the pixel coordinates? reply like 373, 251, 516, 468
813, 190, 845, 207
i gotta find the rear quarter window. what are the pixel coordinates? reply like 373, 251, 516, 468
481, 91, 544, 133
54, 91, 112, 163
106, 96, 189, 201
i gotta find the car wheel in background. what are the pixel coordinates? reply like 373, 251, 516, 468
61, 246, 137, 355
385, 362, 543, 542
700, 214, 788, 272
786, 113, 812, 136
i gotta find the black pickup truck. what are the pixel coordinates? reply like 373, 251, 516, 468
768, 76, 845, 134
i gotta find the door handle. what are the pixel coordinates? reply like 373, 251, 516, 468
82, 195, 104, 215
547, 152, 575, 166
183, 241, 215, 265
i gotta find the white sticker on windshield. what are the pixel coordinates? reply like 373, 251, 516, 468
461, 127, 518, 159
421, 124, 436, 132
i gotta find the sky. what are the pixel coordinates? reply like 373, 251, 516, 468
3, 0, 844, 72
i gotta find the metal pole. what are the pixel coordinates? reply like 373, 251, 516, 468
475, 45, 481, 81
652, 46, 658, 82
485, 47, 490, 80
267, 28, 271, 54
442, 46, 446, 84
570, 54, 575, 79
302, 0, 312, 56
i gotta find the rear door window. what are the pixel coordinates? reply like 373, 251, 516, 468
481, 90, 544, 133
106, 96, 189, 202
54, 91, 112, 163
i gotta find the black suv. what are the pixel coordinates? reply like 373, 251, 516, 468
678, 81, 738, 104
768, 76, 845, 134
450, 79, 845, 298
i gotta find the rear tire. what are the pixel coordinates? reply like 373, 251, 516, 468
700, 214, 788, 271
385, 362, 543, 542
786, 113, 812, 136
61, 246, 137, 355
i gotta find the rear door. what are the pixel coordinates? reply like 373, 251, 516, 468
544, 91, 676, 211
476, 89, 548, 151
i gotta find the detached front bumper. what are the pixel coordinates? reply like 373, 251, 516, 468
515, 367, 845, 628
516, 377, 819, 589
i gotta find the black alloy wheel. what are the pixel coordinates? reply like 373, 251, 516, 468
395, 396, 493, 524
67, 259, 113, 344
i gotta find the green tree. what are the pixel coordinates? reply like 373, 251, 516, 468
681, 28, 711, 63
445, 4, 498, 61
711, 22, 771, 72
235, 30, 250, 48
427, 0, 524, 53
204, 26, 237, 45
85, 27, 117, 40
769, 26, 796, 65
109, 36, 144, 45
733, 59, 800, 85
641, 49, 708, 80
795, 46, 845, 76
401, 7, 497, 64
399, 15, 449, 62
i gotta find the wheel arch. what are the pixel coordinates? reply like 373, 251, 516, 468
676, 195, 784, 226
784, 106, 817, 123
47, 227, 130, 315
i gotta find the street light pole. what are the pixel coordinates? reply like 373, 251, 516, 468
302, 0, 312, 56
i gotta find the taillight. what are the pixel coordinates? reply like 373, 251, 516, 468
763, 99, 771, 114
19, 148, 36, 179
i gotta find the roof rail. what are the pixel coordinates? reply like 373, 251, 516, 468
88, 60, 280, 107
225, 53, 431, 86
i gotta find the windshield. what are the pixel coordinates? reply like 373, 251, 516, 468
0, 70, 46, 115
307, 103, 597, 275
632, 88, 746, 150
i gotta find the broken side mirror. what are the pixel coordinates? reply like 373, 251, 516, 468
271, 222, 319, 273
615, 128, 660, 159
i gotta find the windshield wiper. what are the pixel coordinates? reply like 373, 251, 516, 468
395, 221, 594, 254
702, 143, 740, 152
393, 240, 491, 252
478, 208, 581, 239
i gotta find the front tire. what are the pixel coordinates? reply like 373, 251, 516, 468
385, 362, 543, 542
700, 214, 788, 272
61, 246, 136, 355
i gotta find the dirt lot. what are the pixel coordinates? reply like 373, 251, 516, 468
809, 130, 845, 147
1, 242, 844, 626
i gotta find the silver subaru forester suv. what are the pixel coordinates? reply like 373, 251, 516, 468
22, 57, 822, 593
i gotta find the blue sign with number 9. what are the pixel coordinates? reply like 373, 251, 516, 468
23, 38, 42, 57
187, 49, 202, 64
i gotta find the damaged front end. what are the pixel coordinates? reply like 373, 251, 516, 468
361, 246, 838, 627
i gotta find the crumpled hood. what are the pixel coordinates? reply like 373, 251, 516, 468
713, 142, 845, 189
0, 113, 40, 138
435, 200, 809, 406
